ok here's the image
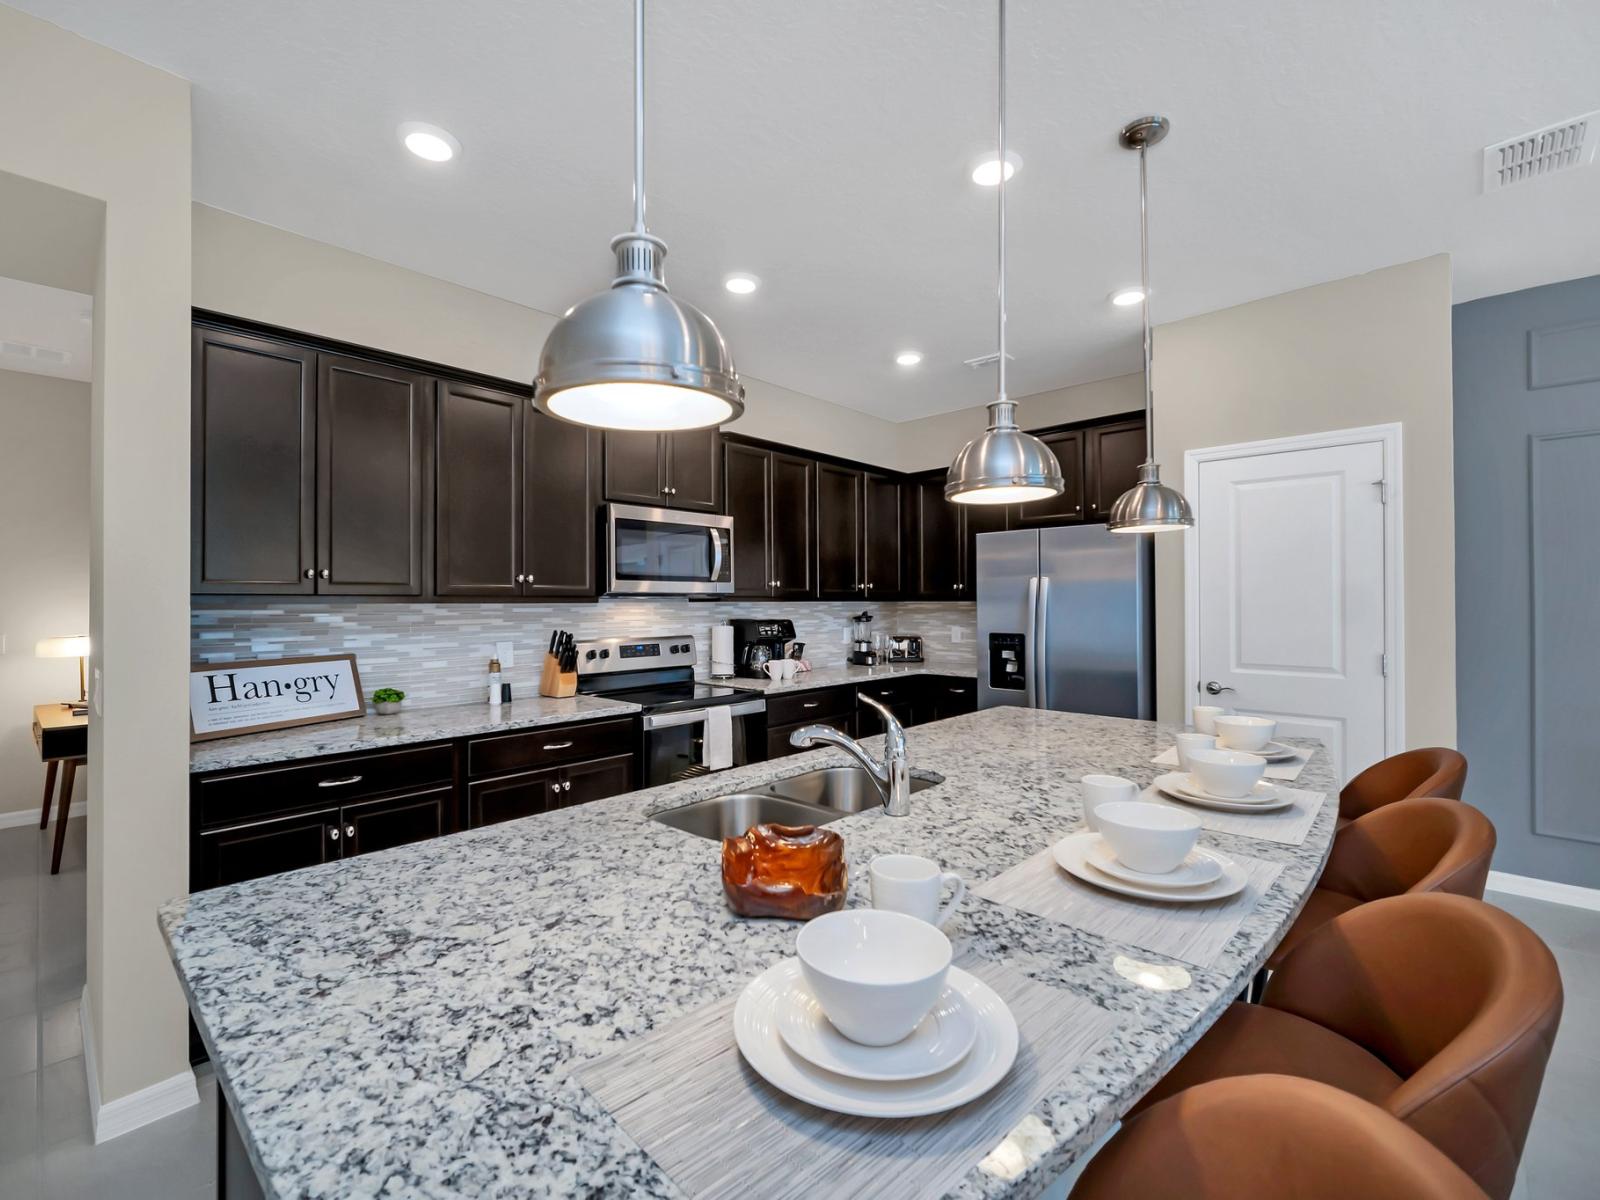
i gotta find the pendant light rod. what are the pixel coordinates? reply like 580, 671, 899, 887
1137, 140, 1153, 464
995, 0, 1009, 408
632, 0, 646, 236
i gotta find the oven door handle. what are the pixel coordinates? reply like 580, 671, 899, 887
642, 700, 765, 731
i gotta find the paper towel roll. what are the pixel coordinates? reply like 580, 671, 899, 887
710, 625, 735, 677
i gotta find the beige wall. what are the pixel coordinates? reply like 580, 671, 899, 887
1150, 254, 1456, 747
0, 371, 89, 815
0, 5, 193, 1111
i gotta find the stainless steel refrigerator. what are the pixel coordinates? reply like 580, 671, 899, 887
976, 524, 1154, 718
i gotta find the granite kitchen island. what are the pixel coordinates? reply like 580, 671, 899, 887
160, 707, 1335, 1199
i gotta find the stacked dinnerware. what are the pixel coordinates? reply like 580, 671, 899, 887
1052, 800, 1246, 902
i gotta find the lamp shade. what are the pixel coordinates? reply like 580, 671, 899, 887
945, 421, 1064, 505
1106, 463, 1194, 533
35, 635, 90, 659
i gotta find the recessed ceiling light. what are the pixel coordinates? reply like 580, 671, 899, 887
723, 273, 760, 295
1109, 287, 1146, 307
970, 151, 1023, 186
399, 121, 460, 163
895, 350, 924, 367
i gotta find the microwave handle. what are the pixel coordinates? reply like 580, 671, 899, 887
708, 527, 724, 582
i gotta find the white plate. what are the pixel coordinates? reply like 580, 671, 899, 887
1085, 836, 1224, 888
1152, 773, 1295, 814
1052, 832, 1248, 903
775, 961, 977, 1082
734, 960, 1018, 1118
1217, 739, 1298, 762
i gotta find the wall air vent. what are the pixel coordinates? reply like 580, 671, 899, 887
0, 339, 72, 365
1483, 112, 1598, 192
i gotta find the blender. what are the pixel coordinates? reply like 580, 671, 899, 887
849, 611, 877, 666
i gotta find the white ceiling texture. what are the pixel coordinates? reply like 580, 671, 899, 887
14, 0, 1600, 419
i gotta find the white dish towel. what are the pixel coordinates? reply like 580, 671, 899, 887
704, 705, 734, 771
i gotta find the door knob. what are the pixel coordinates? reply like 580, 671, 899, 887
1204, 681, 1236, 695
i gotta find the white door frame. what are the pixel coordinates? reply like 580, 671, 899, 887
1182, 422, 1405, 756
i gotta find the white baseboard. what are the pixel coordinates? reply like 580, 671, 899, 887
1487, 870, 1600, 913
80, 985, 199, 1143
0, 803, 85, 830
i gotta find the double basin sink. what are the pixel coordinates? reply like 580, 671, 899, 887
652, 766, 940, 841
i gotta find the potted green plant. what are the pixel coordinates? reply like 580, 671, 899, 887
372, 687, 406, 716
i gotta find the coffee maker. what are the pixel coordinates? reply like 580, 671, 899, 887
730, 618, 795, 678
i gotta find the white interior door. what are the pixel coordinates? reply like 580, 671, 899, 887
1193, 439, 1388, 782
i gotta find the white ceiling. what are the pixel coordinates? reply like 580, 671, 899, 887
13, 0, 1600, 419
0, 277, 93, 382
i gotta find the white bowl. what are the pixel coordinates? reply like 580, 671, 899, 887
1093, 800, 1201, 875
1174, 732, 1217, 771
1191, 705, 1228, 734
795, 909, 952, 1046
1187, 747, 1268, 798
1080, 774, 1138, 832
1212, 715, 1276, 752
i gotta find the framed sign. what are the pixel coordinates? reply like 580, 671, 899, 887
189, 655, 365, 742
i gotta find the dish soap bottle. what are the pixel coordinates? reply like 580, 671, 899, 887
487, 657, 502, 707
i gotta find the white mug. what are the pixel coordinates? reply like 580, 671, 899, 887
763, 658, 797, 682
1175, 732, 1217, 771
870, 854, 965, 927
1081, 774, 1140, 831
1191, 705, 1230, 735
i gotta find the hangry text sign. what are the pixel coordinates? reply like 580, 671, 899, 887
189, 655, 364, 742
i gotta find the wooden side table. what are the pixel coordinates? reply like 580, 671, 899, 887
33, 704, 88, 875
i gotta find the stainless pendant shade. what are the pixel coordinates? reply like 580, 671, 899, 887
534, 0, 743, 432
1107, 115, 1192, 534
945, 0, 1064, 505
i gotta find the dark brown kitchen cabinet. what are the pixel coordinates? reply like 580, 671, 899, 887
524, 410, 600, 597
467, 752, 635, 827
603, 429, 720, 511
1084, 417, 1147, 520
724, 442, 814, 598
435, 381, 521, 597
856, 681, 921, 735
1011, 429, 1085, 527
316, 354, 430, 595
341, 787, 450, 857
196, 807, 338, 889
191, 328, 316, 595
911, 475, 960, 599
814, 465, 900, 600
767, 714, 854, 761
862, 473, 903, 599
926, 677, 978, 722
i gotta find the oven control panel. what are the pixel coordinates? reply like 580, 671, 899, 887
576, 634, 697, 675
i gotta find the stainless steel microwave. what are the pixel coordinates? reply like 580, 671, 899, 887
606, 503, 734, 595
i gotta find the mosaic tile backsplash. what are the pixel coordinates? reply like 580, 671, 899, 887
192, 600, 978, 711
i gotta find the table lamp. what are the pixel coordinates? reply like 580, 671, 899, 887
36, 635, 91, 709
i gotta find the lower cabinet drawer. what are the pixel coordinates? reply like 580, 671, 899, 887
196, 807, 339, 890
343, 787, 450, 858
767, 714, 854, 761
196, 743, 454, 828
926, 677, 977, 721
765, 686, 855, 727
466, 718, 635, 778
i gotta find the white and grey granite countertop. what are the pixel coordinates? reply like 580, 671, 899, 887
160, 708, 1334, 1199
716, 660, 977, 695
188, 695, 642, 774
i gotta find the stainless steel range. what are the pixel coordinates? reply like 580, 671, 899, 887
576, 635, 764, 785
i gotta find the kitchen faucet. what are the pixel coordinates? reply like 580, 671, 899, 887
790, 695, 911, 816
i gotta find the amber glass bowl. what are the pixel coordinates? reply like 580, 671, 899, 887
722, 822, 847, 919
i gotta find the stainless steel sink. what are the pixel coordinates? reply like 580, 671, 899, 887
761, 767, 940, 814
650, 793, 840, 840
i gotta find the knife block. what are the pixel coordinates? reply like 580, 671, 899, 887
538, 653, 577, 698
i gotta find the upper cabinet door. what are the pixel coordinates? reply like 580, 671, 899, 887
524, 410, 599, 597
435, 381, 522, 597
723, 442, 773, 597
912, 475, 960, 599
316, 354, 430, 595
1084, 417, 1147, 520
1012, 429, 1085, 527
191, 329, 316, 594
815, 463, 862, 599
666, 428, 721, 511
770, 452, 815, 599
862, 473, 903, 599
603, 430, 666, 505
961, 501, 1009, 595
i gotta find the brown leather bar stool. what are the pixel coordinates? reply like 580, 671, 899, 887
1072, 1075, 1489, 1200
1130, 894, 1562, 1200
1267, 796, 1495, 969
1340, 746, 1467, 826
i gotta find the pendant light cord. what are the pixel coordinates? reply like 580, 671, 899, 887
1138, 142, 1154, 464
633, 0, 647, 235
994, 0, 1009, 412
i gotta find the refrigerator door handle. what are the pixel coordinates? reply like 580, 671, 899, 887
1035, 574, 1050, 710
1025, 575, 1040, 708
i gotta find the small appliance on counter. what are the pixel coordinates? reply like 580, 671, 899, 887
730, 618, 795, 679
884, 634, 923, 663
849, 611, 877, 666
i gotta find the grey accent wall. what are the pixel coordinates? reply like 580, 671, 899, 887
1454, 273, 1600, 888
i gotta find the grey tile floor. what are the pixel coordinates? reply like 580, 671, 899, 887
0, 816, 1592, 1198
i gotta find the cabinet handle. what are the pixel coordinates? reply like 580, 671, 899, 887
543, 741, 575, 751
949, 687, 966, 694
775, 578, 781, 587
318, 775, 364, 788
516, 574, 526, 583
562, 780, 572, 792
328, 826, 340, 841
802, 701, 820, 709
319, 568, 330, 580
303, 567, 315, 579
345, 824, 356, 838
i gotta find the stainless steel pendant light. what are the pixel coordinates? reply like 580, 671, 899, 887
945, 0, 1064, 505
534, 0, 744, 431
1107, 116, 1193, 533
